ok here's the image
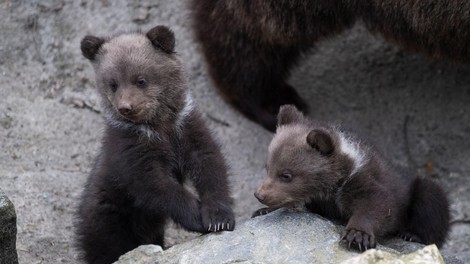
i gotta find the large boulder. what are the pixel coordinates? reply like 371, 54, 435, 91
115, 209, 462, 264
0, 189, 18, 264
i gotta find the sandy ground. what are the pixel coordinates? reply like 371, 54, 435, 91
0, 1, 469, 263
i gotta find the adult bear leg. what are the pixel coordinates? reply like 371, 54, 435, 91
199, 30, 307, 131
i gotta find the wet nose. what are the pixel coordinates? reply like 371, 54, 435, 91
118, 101, 133, 116
254, 191, 264, 202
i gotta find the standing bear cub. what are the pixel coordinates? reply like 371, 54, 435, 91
76, 25, 235, 264
254, 105, 449, 250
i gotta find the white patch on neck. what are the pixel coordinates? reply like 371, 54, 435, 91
103, 92, 193, 141
336, 130, 368, 176
175, 92, 195, 136
103, 108, 161, 142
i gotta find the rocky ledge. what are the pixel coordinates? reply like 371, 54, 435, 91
115, 209, 462, 264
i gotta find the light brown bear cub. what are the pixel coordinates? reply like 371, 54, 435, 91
76, 26, 234, 264
254, 105, 449, 250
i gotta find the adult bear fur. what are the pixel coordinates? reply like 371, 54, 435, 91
253, 105, 449, 250
76, 25, 235, 264
192, 0, 470, 131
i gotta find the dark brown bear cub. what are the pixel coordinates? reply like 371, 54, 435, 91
76, 25, 235, 264
253, 105, 449, 250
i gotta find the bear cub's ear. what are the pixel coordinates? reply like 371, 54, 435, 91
81, 36, 105, 61
307, 129, 334, 155
146, 25, 175, 54
277, 104, 304, 127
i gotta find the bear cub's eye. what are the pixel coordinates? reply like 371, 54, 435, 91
136, 78, 147, 88
109, 80, 118, 92
279, 173, 293, 182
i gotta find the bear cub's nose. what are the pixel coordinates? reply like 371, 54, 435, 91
118, 101, 134, 116
254, 192, 264, 202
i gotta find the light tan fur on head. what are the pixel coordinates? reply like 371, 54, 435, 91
255, 105, 356, 208
81, 26, 188, 135
257, 124, 312, 207
97, 33, 185, 124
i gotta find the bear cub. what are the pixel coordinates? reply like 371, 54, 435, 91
253, 105, 449, 250
76, 25, 235, 264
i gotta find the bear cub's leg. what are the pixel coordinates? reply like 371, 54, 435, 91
399, 177, 450, 247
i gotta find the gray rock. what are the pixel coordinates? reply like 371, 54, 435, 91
342, 245, 444, 264
115, 209, 462, 264
115, 245, 163, 264
0, 190, 18, 264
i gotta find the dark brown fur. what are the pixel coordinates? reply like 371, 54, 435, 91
75, 26, 234, 264
253, 105, 449, 250
192, 0, 470, 131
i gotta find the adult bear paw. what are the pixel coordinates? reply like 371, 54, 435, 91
256, 82, 309, 131
201, 202, 235, 232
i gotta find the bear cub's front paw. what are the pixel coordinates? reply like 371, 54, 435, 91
341, 228, 376, 251
201, 202, 235, 232
398, 230, 423, 244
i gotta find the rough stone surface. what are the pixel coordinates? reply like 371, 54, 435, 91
115, 245, 163, 264
0, 189, 19, 264
115, 210, 462, 264
0, 1, 469, 263
342, 245, 444, 264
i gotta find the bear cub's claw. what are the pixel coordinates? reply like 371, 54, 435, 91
398, 231, 423, 244
341, 228, 376, 251
251, 207, 277, 218
201, 203, 235, 233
